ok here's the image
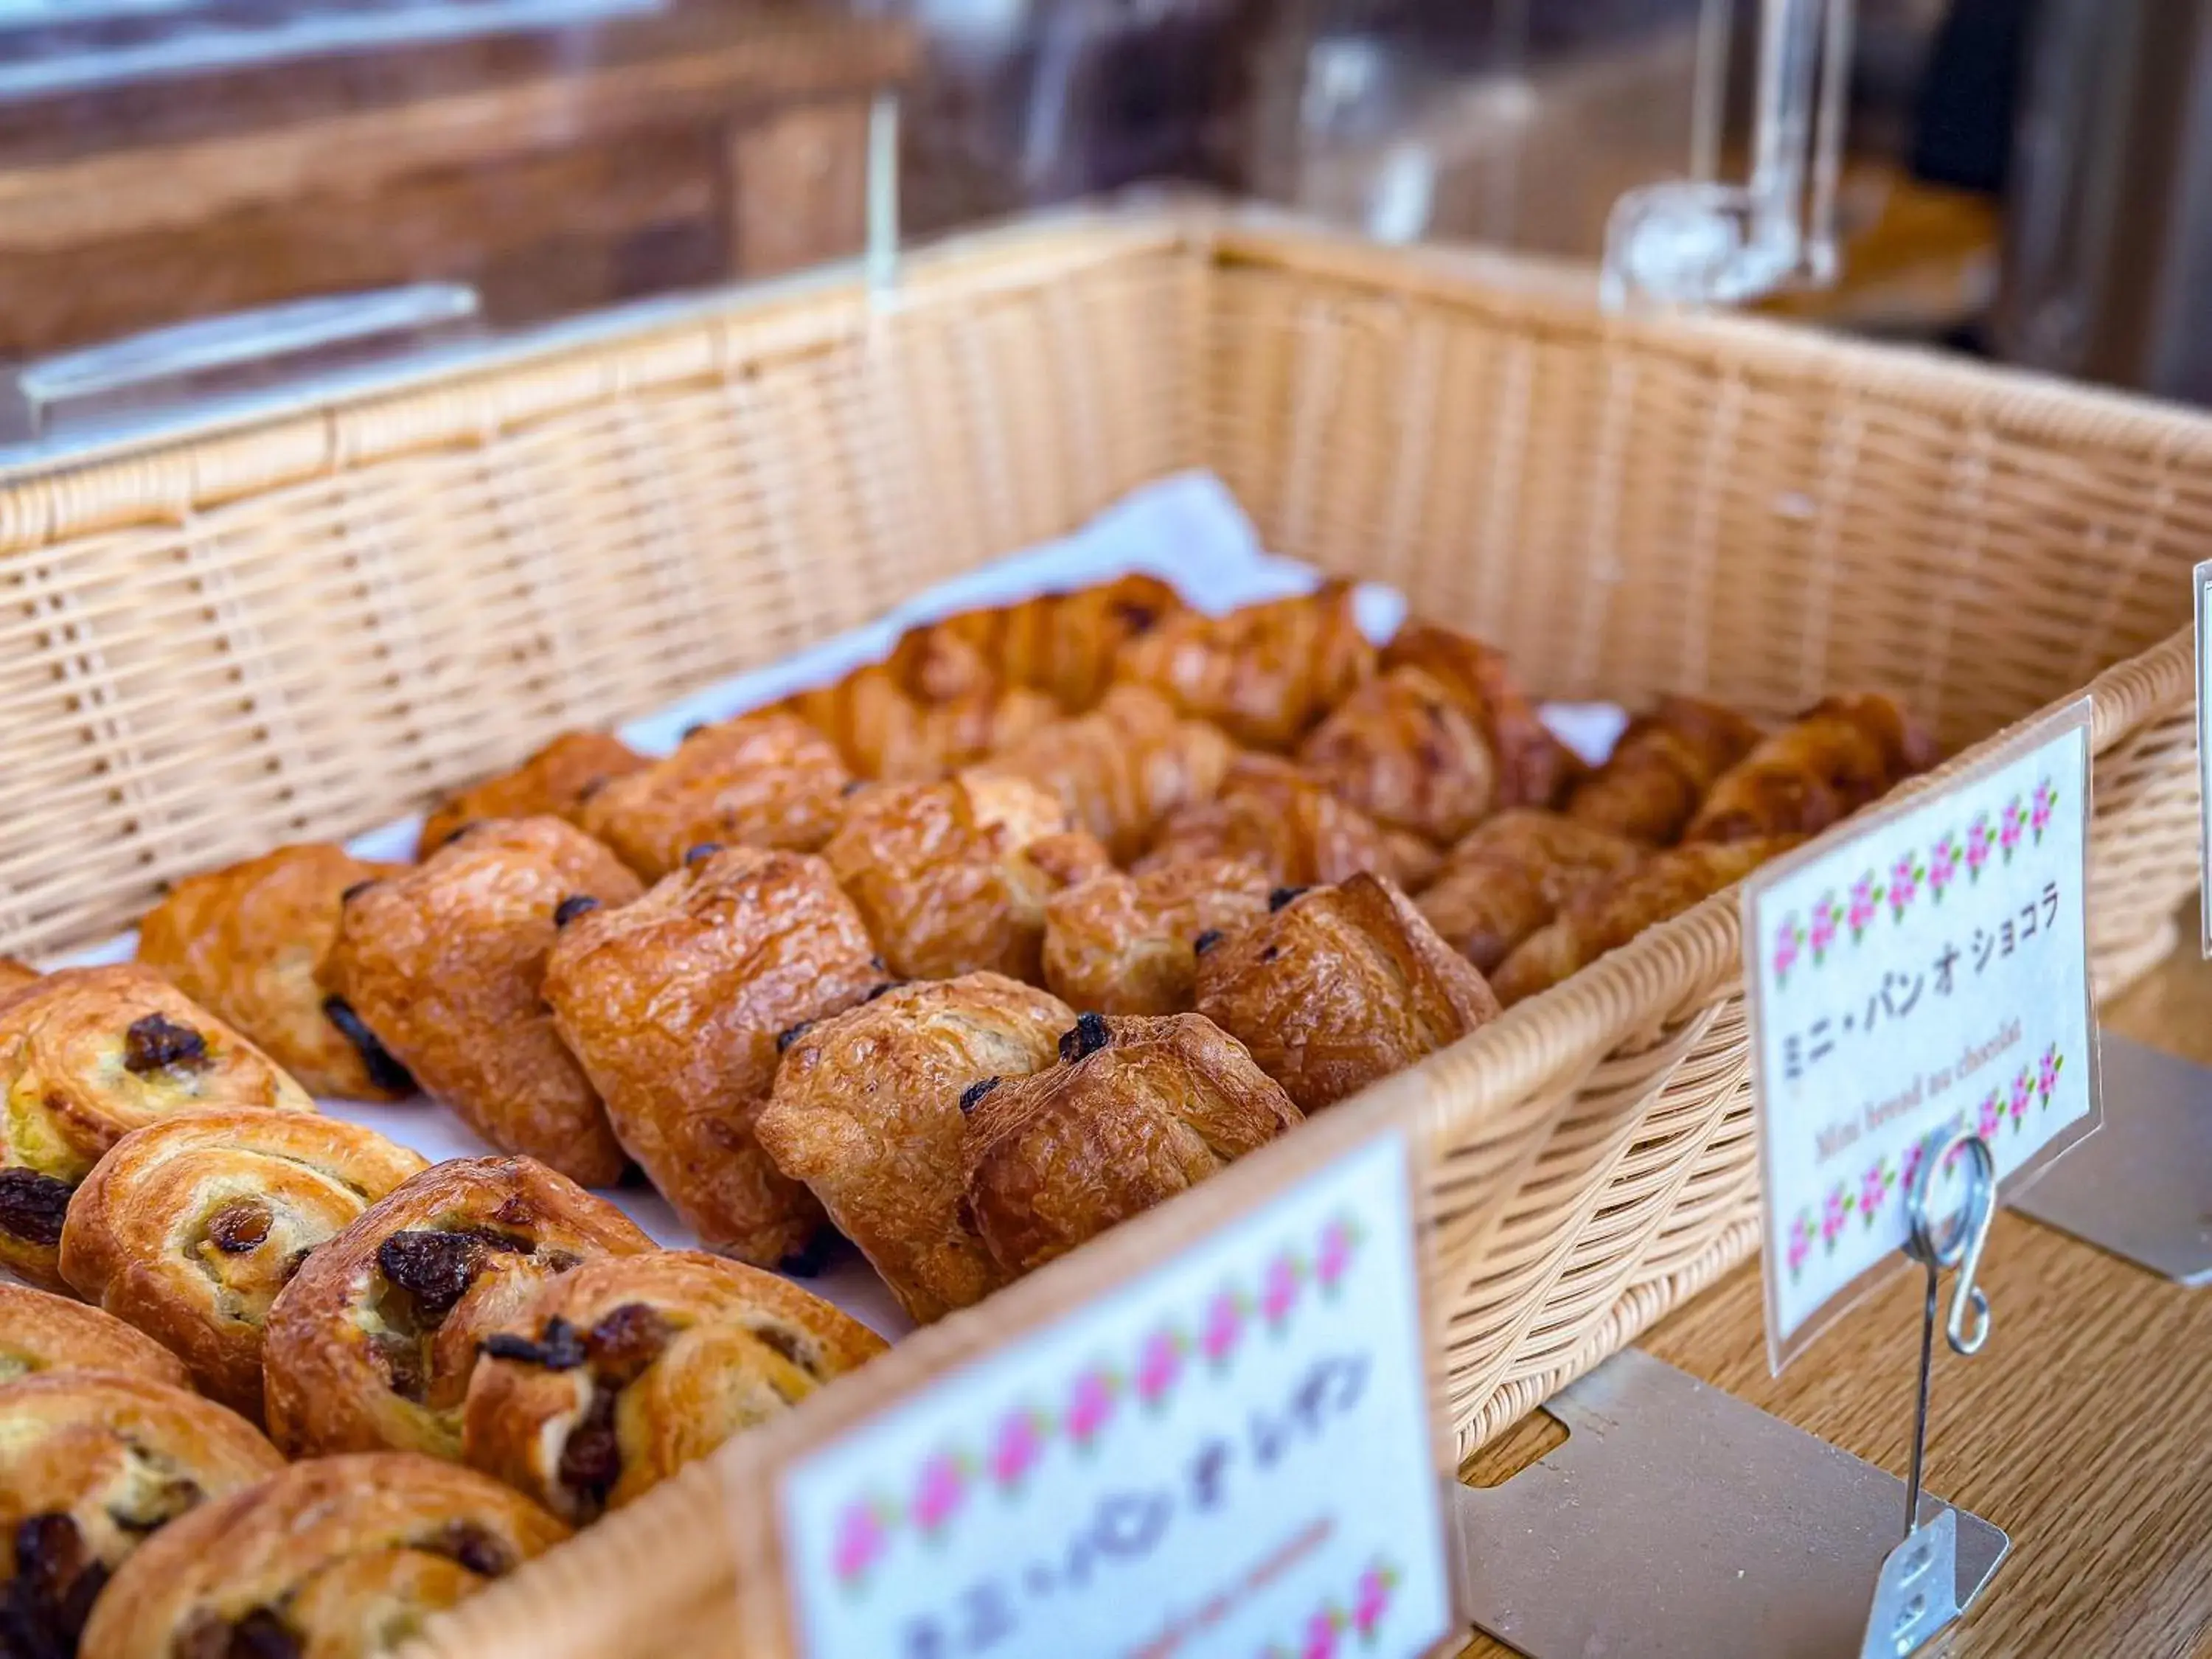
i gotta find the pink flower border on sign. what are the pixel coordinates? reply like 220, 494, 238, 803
1258, 1558, 1400, 1659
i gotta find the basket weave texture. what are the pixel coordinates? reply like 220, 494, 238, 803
0, 209, 2201, 1658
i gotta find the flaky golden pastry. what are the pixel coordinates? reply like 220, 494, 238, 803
260, 1156, 654, 1462
0, 959, 39, 998
462, 1251, 884, 1523
1298, 664, 1499, 845
77, 1453, 568, 1659
1137, 754, 1418, 888
0, 967, 313, 1290
543, 846, 885, 1267
783, 669, 1060, 780
0, 1284, 190, 1390
1684, 695, 1938, 844
58, 1111, 429, 1421
1566, 695, 1763, 844
881, 574, 1185, 712
961, 1012, 1300, 1277
320, 818, 642, 1185
136, 844, 415, 1102
1380, 623, 1582, 809
1113, 582, 1375, 750
577, 712, 852, 879
1490, 837, 1802, 1006
1194, 874, 1500, 1113
1416, 810, 1646, 973
824, 773, 1109, 982
1043, 859, 1273, 1016
756, 974, 1074, 1324
417, 730, 648, 859
0, 1371, 282, 1659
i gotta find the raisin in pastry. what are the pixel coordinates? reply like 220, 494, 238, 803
1113, 582, 1375, 751
462, 1251, 883, 1524
260, 1157, 653, 1461
961, 1012, 1300, 1278
1137, 754, 1419, 888
756, 974, 1074, 1324
136, 844, 416, 1102
417, 730, 649, 860
1042, 859, 1273, 1015
1416, 810, 1646, 973
58, 1111, 428, 1422
542, 846, 883, 1267
0, 966, 313, 1290
0, 1283, 190, 1390
1565, 695, 1764, 844
320, 817, 642, 1186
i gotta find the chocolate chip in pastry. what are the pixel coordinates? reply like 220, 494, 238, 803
824, 772, 1110, 983
462, 1251, 884, 1523
417, 730, 650, 860
0, 1284, 191, 1391
76, 1452, 568, 1659
961, 1012, 1301, 1278
0, 959, 39, 999
1113, 581, 1375, 751
756, 974, 1074, 1324
542, 846, 883, 1267
0, 967, 314, 1290
135, 844, 417, 1102
1194, 874, 1500, 1113
58, 1111, 429, 1422
1416, 810, 1646, 973
320, 818, 643, 1186
577, 712, 852, 880
1297, 664, 1498, 846
1378, 623, 1583, 810
260, 1156, 654, 1461
1684, 695, 1938, 844
1565, 695, 1764, 844
1043, 859, 1273, 1015
1136, 754, 1422, 888
0, 1371, 282, 1659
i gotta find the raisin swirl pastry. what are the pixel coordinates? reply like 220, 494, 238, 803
1194, 874, 1500, 1113
1113, 582, 1376, 751
136, 844, 416, 1102
76, 1453, 568, 1659
321, 818, 643, 1185
417, 729, 649, 859
1416, 810, 1646, 973
0, 1371, 282, 1659
1042, 858, 1273, 1016
757, 974, 1074, 1324
462, 1251, 885, 1523
542, 846, 885, 1267
58, 1111, 429, 1421
961, 1013, 1301, 1278
0, 1284, 190, 1390
260, 1157, 654, 1461
0, 967, 313, 1290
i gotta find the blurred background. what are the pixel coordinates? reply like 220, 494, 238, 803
2, 0, 2202, 439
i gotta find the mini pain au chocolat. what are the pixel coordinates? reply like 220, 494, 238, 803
0, 1282, 192, 1390
1297, 664, 1500, 846
76, 1453, 569, 1659
135, 843, 416, 1102
416, 729, 649, 859
877, 572, 1185, 712
960, 1012, 1301, 1279
1042, 858, 1273, 1016
1416, 810, 1646, 974
1112, 580, 1376, 751
58, 1110, 429, 1422
320, 817, 643, 1186
1137, 754, 1423, 890
756, 973, 1074, 1324
1683, 694, 1938, 844
1194, 874, 1500, 1114
259, 1156, 654, 1462
543, 845, 886, 1267
1377, 622, 1583, 810
1565, 695, 1764, 844
462, 1251, 885, 1524
0, 966, 313, 1290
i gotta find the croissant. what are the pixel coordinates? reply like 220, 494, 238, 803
1416, 810, 1648, 973
1566, 695, 1764, 844
1297, 664, 1499, 845
1113, 581, 1376, 751
0, 1282, 192, 1389
1042, 858, 1274, 1015
1685, 695, 1938, 844
884, 574, 1184, 712
1380, 623, 1582, 809
0, 959, 39, 998
782, 668, 1060, 780
1137, 754, 1423, 889
1490, 837, 1802, 1006
417, 730, 648, 859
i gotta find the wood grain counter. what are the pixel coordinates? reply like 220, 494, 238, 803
1458, 937, 2212, 1659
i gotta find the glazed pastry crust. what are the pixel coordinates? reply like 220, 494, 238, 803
1113, 581, 1376, 751
578, 712, 852, 879
1194, 874, 1501, 1113
77, 1452, 569, 1659
1685, 695, 1937, 844
1416, 810, 1646, 973
1566, 695, 1764, 844
136, 843, 415, 1101
961, 1012, 1301, 1278
0, 965, 314, 1290
417, 731, 649, 859
882, 574, 1185, 712
784, 669, 1060, 780
58, 1110, 429, 1421
1138, 754, 1418, 889
543, 846, 886, 1266
1043, 859, 1274, 1015
0, 1283, 191, 1390
757, 974, 1074, 1324
260, 1156, 655, 1461
1379, 623, 1582, 810
1298, 664, 1499, 844
462, 1251, 886, 1523
320, 817, 643, 1185
824, 773, 1110, 982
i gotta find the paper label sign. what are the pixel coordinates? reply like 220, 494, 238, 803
1745, 700, 2101, 1368
2197, 559, 2211, 957
777, 1128, 1453, 1659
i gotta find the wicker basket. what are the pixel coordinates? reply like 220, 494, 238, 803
1, 205, 2203, 1657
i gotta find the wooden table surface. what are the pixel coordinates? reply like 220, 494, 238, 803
1457, 935, 2212, 1659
